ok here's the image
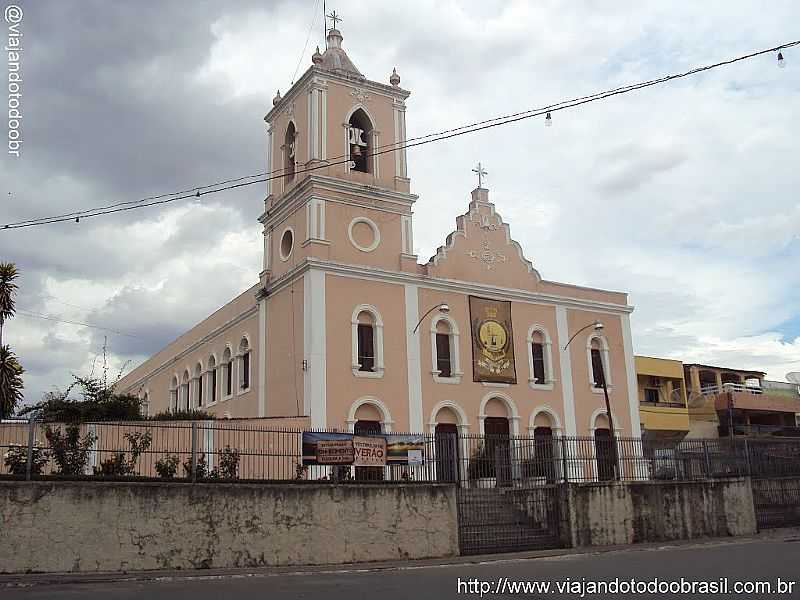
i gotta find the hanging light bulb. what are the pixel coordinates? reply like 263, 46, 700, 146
777, 51, 785, 68
545, 112, 552, 127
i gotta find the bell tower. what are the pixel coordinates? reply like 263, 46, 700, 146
260, 19, 417, 284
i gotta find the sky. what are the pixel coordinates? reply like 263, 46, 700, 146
1, 0, 799, 405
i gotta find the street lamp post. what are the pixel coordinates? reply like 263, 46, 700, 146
412, 303, 450, 334
563, 320, 619, 481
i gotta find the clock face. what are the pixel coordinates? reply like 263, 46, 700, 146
478, 319, 507, 353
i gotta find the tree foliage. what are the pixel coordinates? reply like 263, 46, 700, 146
19, 375, 142, 422
0, 262, 19, 346
0, 345, 24, 419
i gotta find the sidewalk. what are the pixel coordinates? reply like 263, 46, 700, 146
3, 527, 799, 589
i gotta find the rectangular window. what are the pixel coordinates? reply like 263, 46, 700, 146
210, 369, 216, 403
532, 343, 546, 384
242, 352, 250, 390
644, 388, 659, 404
357, 324, 375, 371
197, 376, 203, 407
226, 361, 233, 396
591, 348, 605, 388
436, 333, 452, 378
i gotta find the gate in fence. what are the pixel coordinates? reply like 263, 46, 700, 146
450, 432, 563, 555
752, 478, 800, 529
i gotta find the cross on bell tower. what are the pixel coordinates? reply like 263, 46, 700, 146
326, 10, 342, 31
472, 162, 488, 189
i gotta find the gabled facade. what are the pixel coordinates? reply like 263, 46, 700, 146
117, 26, 642, 441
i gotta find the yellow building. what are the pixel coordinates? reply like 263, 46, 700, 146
635, 356, 690, 441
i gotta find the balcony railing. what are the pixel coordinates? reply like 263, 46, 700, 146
701, 383, 764, 396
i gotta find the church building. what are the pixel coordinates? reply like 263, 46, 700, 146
117, 24, 643, 443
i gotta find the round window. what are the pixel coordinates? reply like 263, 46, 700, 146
348, 217, 380, 252
280, 228, 294, 261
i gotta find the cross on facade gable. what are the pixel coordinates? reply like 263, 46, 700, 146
472, 162, 487, 189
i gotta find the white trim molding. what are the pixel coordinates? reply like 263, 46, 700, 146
351, 303, 385, 378
305, 269, 327, 428
430, 313, 463, 384
279, 226, 295, 262
555, 306, 577, 436
589, 407, 623, 436
348, 216, 381, 252
587, 332, 613, 392
478, 392, 521, 435
347, 396, 394, 433
427, 400, 469, 433
405, 285, 424, 433
621, 313, 643, 438
528, 405, 563, 437
526, 324, 555, 390
257, 297, 267, 416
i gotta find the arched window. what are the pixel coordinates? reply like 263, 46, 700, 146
222, 347, 233, 399
284, 122, 296, 183
351, 305, 384, 378
527, 325, 554, 389
181, 370, 191, 411
238, 336, 251, 392
169, 376, 178, 412
430, 315, 462, 384
207, 354, 217, 404
193, 362, 204, 407
347, 108, 373, 174
587, 334, 612, 390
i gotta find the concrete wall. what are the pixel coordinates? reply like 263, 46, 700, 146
0, 482, 458, 574
564, 478, 756, 547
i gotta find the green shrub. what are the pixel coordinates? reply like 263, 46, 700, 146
218, 445, 240, 479
182, 453, 209, 479
45, 424, 96, 475
149, 409, 214, 421
155, 454, 180, 478
94, 431, 152, 477
3, 442, 48, 475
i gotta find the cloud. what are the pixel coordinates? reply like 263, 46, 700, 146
2, 0, 799, 405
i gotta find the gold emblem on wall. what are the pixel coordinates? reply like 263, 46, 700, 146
469, 296, 517, 384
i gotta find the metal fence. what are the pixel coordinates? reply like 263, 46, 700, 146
3, 419, 800, 484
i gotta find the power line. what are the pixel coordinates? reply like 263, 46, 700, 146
15, 309, 141, 338
3, 40, 797, 231
291, 0, 321, 85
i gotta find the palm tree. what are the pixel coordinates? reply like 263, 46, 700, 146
0, 262, 19, 348
0, 345, 24, 419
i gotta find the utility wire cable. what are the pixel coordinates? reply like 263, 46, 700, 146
16, 309, 142, 338
291, 0, 321, 84
3, 40, 797, 231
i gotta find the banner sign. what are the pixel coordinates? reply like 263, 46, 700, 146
317, 439, 355, 464
469, 296, 517, 384
385, 434, 425, 465
353, 436, 386, 467
302, 432, 353, 465
302, 432, 424, 466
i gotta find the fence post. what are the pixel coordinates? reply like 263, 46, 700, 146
560, 436, 569, 483
743, 437, 751, 477
703, 440, 712, 479
190, 422, 198, 483
25, 418, 35, 481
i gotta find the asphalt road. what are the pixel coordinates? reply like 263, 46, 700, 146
4, 538, 800, 599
